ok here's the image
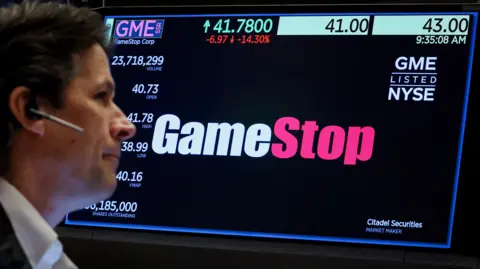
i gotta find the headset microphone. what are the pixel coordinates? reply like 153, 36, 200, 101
26, 94, 84, 133
28, 108, 84, 133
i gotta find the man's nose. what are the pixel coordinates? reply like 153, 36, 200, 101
110, 116, 136, 142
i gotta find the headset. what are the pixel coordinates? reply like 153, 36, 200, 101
26, 93, 84, 133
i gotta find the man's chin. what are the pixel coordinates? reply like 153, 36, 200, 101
85, 172, 118, 202
97, 174, 118, 199
62, 172, 118, 214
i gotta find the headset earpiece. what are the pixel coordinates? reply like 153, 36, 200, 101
20, 92, 83, 133
25, 93, 42, 120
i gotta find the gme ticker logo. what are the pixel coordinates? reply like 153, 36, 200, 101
114, 19, 165, 39
152, 114, 375, 165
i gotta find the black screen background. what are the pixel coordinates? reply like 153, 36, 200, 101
67, 14, 475, 246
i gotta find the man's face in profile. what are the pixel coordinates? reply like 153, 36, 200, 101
40, 44, 136, 206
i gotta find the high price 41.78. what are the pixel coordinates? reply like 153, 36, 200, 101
127, 113, 154, 123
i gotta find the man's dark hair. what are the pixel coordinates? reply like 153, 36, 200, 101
0, 1, 110, 174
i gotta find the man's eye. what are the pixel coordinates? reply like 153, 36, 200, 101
95, 91, 108, 100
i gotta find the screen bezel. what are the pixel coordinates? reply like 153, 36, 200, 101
61, 4, 479, 256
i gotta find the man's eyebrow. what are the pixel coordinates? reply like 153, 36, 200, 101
98, 79, 116, 94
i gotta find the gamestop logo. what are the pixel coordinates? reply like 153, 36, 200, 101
152, 114, 375, 165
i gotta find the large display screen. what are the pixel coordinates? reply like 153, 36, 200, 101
65, 11, 478, 249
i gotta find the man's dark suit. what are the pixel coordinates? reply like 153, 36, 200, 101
0, 204, 31, 269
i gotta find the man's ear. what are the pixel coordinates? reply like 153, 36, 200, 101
8, 86, 45, 136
